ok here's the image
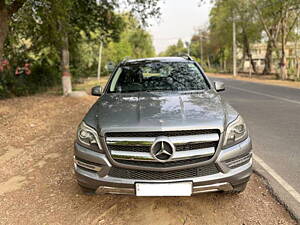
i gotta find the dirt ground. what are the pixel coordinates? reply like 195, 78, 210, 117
207, 73, 300, 89
0, 92, 297, 225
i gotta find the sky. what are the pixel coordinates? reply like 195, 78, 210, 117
149, 0, 212, 54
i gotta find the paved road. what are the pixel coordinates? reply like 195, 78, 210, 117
210, 77, 300, 193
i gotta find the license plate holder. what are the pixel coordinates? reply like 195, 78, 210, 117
135, 182, 192, 196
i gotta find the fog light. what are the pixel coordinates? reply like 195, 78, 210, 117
225, 153, 252, 169
74, 157, 103, 172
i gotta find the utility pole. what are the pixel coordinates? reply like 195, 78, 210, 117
185, 41, 191, 55
296, 16, 300, 80
233, 16, 237, 77
200, 36, 204, 63
97, 40, 103, 82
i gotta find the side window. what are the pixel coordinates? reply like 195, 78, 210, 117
110, 68, 122, 92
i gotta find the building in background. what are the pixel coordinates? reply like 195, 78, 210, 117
240, 42, 300, 75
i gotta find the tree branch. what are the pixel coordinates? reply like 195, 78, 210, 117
286, 14, 299, 44
8, 0, 26, 16
249, 0, 272, 40
0, 0, 5, 10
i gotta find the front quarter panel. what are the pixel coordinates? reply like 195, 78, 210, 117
82, 100, 101, 130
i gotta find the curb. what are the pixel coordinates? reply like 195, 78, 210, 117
253, 159, 300, 224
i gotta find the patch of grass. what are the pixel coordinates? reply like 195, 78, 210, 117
74, 77, 109, 93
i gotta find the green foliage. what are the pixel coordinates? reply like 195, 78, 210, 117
206, 0, 262, 69
0, 62, 60, 98
198, 0, 300, 76
1, 0, 161, 98
128, 28, 156, 58
160, 39, 187, 56
72, 15, 156, 77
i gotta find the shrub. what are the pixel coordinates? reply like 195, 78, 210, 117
0, 62, 60, 98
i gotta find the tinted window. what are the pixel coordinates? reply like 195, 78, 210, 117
109, 61, 209, 93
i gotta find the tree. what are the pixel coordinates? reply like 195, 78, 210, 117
189, 28, 213, 68
250, 0, 300, 79
206, 0, 262, 73
128, 28, 155, 58
1, 0, 161, 95
160, 39, 187, 56
0, 0, 27, 62
85, 15, 156, 72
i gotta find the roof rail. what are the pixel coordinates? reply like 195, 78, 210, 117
121, 56, 131, 64
180, 54, 193, 61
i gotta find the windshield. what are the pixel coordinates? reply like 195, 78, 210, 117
108, 61, 209, 93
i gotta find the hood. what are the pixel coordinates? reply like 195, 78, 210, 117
84, 90, 237, 134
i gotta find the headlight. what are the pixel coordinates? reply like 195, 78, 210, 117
77, 121, 102, 151
222, 116, 247, 148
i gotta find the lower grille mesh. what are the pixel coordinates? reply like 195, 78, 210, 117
108, 164, 219, 180
115, 157, 211, 168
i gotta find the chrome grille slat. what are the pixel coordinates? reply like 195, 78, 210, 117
106, 129, 219, 137
111, 147, 215, 162
106, 134, 219, 146
170, 134, 219, 145
107, 141, 218, 152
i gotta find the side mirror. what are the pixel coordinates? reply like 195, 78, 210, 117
91, 86, 102, 96
214, 81, 225, 92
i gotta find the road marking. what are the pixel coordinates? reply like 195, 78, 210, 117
253, 153, 300, 203
228, 86, 300, 105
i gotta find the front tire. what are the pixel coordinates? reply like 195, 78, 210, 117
227, 182, 248, 194
78, 184, 96, 195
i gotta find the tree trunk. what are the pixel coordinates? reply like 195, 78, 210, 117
280, 19, 288, 80
263, 40, 273, 75
207, 56, 211, 70
280, 53, 288, 80
242, 31, 257, 74
0, 6, 9, 62
296, 18, 300, 80
297, 59, 300, 80
232, 19, 237, 77
242, 27, 257, 73
61, 34, 72, 95
297, 48, 300, 80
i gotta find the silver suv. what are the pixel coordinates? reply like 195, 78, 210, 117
74, 57, 252, 196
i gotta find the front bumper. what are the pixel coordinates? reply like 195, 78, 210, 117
74, 137, 252, 195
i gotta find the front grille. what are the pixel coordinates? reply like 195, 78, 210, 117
115, 157, 211, 168
107, 141, 218, 153
106, 129, 220, 137
108, 164, 219, 180
176, 142, 218, 151
108, 145, 149, 153
105, 129, 220, 168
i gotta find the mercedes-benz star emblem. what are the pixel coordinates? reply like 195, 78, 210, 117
150, 137, 175, 162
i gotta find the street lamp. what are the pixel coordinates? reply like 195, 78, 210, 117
97, 38, 103, 82
232, 13, 237, 77
185, 41, 191, 55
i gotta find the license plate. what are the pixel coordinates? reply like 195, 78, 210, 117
135, 182, 192, 196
